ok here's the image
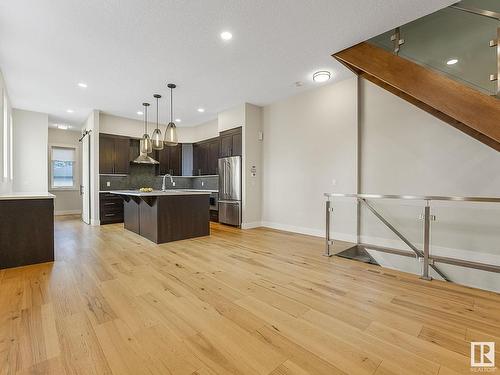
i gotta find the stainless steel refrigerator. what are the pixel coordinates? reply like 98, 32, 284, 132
218, 156, 241, 226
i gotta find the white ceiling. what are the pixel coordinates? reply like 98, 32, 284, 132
0, 0, 454, 128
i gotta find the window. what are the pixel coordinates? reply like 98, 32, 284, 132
50, 146, 76, 189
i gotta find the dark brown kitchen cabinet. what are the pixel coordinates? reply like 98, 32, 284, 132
219, 127, 242, 157
193, 137, 219, 175
100, 192, 124, 224
155, 144, 182, 176
99, 134, 130, 174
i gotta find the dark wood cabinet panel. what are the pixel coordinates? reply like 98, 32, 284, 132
156, 144, 182, 175
100, 193, 124, 224
232, 131, 242, 156
99, 135, 115, 174
99, 134, 130, 174
208, 139, 220, 175
114, 137, 130, 174
219, 127, 242, 158
193, 137, 219, 175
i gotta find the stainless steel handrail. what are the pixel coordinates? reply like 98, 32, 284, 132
450, 4, 500, 21
324, 193, 500, 203
324, 192, 500, 282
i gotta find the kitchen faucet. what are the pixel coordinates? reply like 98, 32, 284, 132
162, 174, 174, 191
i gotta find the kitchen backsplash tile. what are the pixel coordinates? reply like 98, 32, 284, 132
99, 164, 218, 191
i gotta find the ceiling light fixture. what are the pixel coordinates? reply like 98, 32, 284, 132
175, 118, 181, 122
134, 103, 159, 164
164, 83, 178, 146
66, 109, 74, 113
446, 58, 458, 65
220, 31, 233, 41
139, 102, 152, 154
197, 108, 205, 113
312, 71, 331, 83
57, 124, 69, 130
151, 94, 164, 150
137, 111, 143, 115
77, 82, 88, 88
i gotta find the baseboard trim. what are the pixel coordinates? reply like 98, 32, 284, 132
260, 221, 356, 243
54, 210, 82, 216
241, 222, 262, 229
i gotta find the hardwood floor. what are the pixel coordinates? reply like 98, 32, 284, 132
1, 216, 499, 374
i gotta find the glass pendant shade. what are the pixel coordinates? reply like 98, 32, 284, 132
165, 83, 178, 147
151, 128, 163, 150
164, 122, 178, 146
140, 134, 153, 154
151, 94, 164, 150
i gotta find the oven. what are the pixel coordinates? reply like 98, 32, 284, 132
209, 192, 218, 211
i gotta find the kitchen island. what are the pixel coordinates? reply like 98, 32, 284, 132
109, 190, 210, 244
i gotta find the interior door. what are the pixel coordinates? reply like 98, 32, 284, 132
81, 132, 91, 224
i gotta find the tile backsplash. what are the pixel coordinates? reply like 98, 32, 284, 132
99, 164, 218, 191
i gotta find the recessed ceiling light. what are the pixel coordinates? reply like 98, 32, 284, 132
197, 108, 205, 113
313, 71, 331, 83
66, 109, 74, 113
220, 31, 233, 41
57, 124, 70, 130
137, 111, 143, 115
175, 118, 181, 122
446, 58, 458, 65
77, 82, 88, 88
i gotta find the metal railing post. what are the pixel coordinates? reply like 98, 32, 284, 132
324, 199, 333, 257
421, 201, 432, 280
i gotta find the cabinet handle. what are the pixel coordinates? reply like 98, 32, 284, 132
104, 213, 116, 217
104, 202, 116, 206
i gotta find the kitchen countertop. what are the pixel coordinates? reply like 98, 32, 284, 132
0, 192, 55, 200
101, 189, 218, 193
108, 190, 211, 197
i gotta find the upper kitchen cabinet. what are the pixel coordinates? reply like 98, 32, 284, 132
219, 127, 242, 157
193, 137, 219, 175
156, 144, 182, 176
99, 133, 130, 174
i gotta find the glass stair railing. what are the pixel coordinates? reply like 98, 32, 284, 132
368, 0, 500, 97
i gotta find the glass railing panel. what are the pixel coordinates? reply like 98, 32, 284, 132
368, 4, 499, 96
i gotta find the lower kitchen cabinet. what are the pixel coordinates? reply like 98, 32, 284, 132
209, 209, 219, 222
100, 192, 124, 224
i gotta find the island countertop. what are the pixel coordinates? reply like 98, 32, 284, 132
108, 190, 211, 197
0, 192, 55, 200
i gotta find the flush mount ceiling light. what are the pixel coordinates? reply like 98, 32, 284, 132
164, 83, 178, 146
77, 82, 87, 88
312, 71, 331, 83
57, 124, 69, 130
220, 31, 233, 41
175, 118, 181, 122
66, 109, 74, 113
446, 58, 458, 65
151, 94, 163, 150
137, 111, 143, 115
197, 108, 205, 113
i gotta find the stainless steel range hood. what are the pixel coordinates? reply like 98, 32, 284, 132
133, 152, 159, 164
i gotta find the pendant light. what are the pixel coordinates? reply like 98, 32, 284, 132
134, 102, 159, 164
139, 102, 153, 154
151, 94, 164, 150
164, 83, 178, 146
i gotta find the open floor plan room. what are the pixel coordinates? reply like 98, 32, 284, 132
1, 216, 499, 374
1, 0, 499, 373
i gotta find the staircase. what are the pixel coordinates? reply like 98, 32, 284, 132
333, 2, 500, 152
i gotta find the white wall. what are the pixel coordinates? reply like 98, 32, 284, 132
48, 128, 82, 215
82, 110, 100, 225
359, 78, 500, 292
261, 78, 358, 240
99, 113, 218, 143
242, 103, 263, 227
12, 109, 49, 192
0, 70, 13, 194
218, 105, 245, 132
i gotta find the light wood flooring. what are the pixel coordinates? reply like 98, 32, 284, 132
1, 216, 499, 374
